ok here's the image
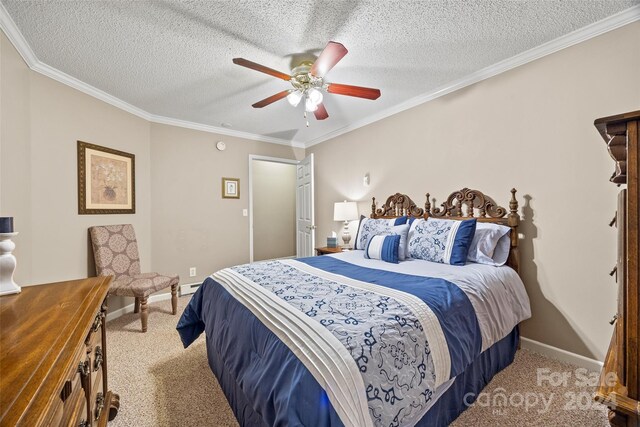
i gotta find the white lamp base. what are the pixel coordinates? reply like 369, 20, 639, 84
0, 232, 21, 296
341, 221, 352, 248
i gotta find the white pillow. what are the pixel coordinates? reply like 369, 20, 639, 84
467, 222, 511, 266
379, 224, 410, 261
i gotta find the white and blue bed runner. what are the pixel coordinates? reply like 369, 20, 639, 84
199, 256, 481, 427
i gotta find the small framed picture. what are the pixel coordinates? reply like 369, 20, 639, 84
77, 141, 135, 214
222, 177, 240, 199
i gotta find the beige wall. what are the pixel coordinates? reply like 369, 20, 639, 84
252, 160, 296, 261
149, 124, 302, 284
1, 33, 151, 311
309, 22, 640, 361
0, 32, 303, 312
1, 32, 31, 284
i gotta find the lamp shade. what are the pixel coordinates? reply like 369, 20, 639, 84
333, 201, 358, 222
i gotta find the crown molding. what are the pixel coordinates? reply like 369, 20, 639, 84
2, 2, 638, 150
0, 2, 297, 148
304, 4, 640, 148
0, 2, 36, 65
32, 60, 154, 120
150, 114, 306, 148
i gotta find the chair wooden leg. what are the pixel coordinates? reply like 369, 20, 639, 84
134, 297, 140, 314
140, 297, 148, 333
171, 284, 178, 315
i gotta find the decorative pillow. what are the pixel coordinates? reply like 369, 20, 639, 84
383, 224, 410, 260
365, 234, 401, 263
467, 222, 512, 266
408, 218, 477, 265
353, 216, 407, 250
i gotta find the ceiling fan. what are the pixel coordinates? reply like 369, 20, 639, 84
233, 41, 381, 125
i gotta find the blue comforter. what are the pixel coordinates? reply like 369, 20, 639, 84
177, 256, 516, 426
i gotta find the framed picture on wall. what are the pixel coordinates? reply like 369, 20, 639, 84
222, 177, 240, 199
77, 141, 135, 214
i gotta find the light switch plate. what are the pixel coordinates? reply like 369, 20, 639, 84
242, 209, 248, 217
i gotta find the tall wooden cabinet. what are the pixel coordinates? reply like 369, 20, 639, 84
0, 277, 119, 426
594, 110, 640, 426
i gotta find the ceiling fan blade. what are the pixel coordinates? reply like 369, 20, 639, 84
310, 41, 348, 78
252, 90, 290, 108
327, 83, 381, 100
233, 58, 291, 81
314, 103, 329, 120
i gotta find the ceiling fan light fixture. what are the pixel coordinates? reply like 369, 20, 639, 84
305, 96, 319, 112
287, 90, 303, 107
233, 41, 380, 124
307, 88, 323, 105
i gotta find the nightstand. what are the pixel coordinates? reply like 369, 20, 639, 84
315, 246, 350, 255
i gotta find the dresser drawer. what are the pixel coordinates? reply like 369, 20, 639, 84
0, 277, 116, 427
60, 380, 87, 427
43, 341, 88, 426
68, 394, 88, 427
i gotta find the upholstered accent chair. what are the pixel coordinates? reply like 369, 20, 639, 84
89, 224, 179, 332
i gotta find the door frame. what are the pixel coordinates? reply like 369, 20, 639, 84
248, 155, 300, 263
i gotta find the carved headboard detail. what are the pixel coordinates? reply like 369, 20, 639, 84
370, 188, 521, 273
371, 193, 424, 218
428, 188, 507, 219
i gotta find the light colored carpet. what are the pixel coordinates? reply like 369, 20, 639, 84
106, 296, 608, 426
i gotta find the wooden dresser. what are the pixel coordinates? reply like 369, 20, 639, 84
0, 277, 119, 426
594, 110, 640, 426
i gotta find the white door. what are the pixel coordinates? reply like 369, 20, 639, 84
296, 154, 315, 257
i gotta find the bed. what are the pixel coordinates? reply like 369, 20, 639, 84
177, 188, 531, 427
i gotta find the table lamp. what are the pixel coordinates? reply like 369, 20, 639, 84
333, 201, 358, 247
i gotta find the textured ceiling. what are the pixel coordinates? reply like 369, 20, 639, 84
2, 0, 638, 145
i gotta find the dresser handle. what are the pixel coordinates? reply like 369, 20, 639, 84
77, 360, 90, 377
94, 346, 103, 371
95, 392, 104, 420
92, 312, 102, 333
609, 314, 619, 325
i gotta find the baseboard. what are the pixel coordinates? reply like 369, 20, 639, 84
105, 293, 172, 322
520, 336, 604, 372
180, 282, 202, 296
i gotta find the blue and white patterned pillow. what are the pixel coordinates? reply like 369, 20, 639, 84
365, 234, 401, 263
408, 218, 477, 265
353, 216, 407, 250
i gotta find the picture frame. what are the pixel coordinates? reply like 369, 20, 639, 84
77, 141, 135, 214
222, 177, 240, 199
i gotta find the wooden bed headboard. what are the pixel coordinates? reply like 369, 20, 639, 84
370, 188, 521, 273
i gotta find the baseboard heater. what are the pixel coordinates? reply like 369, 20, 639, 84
180, 282, 201, 296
